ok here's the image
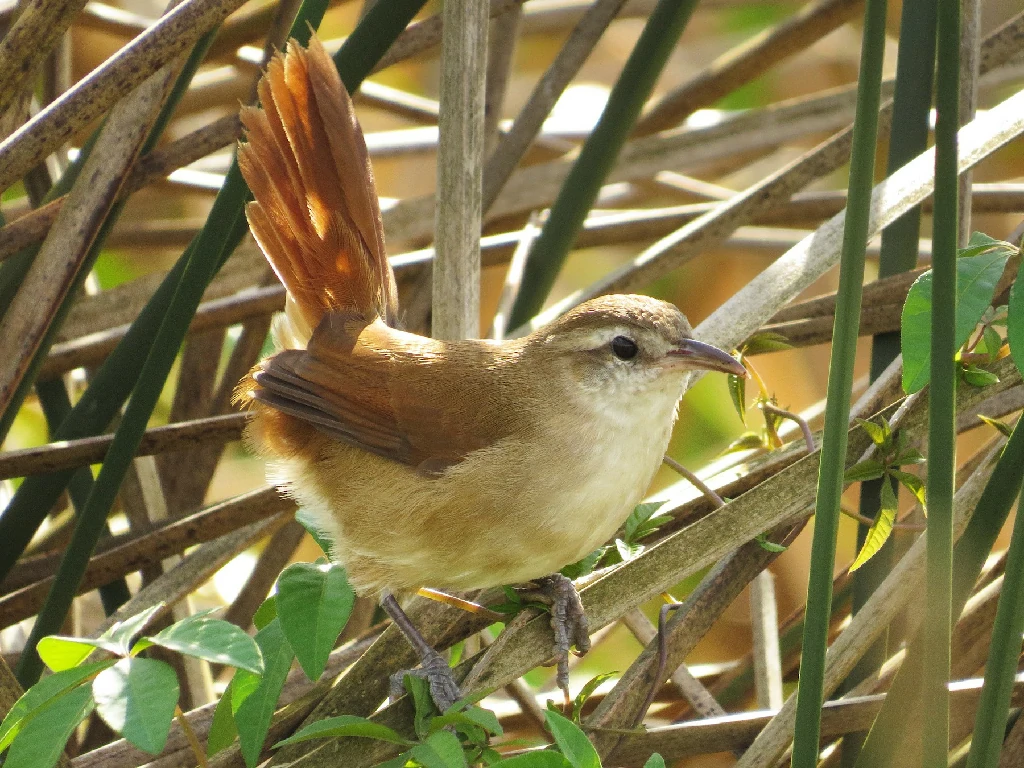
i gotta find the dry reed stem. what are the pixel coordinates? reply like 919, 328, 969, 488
0, 0, 89, 117
0, 489, 294, 625
0, 114, 242, 262
635, 0, 865, 135
603, 675, 1024, 766
524, 12, 1024, 334
733, 440, 1004, 767
620, 608, 727, 717
431, 0, 488, 340
480, 0, 629, 213
0, 49, 184, 416
388, 79, 886, 245
0, 0, 250, 193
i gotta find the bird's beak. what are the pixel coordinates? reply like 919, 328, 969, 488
667, 338, 747, 376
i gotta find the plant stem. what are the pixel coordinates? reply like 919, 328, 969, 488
922, 0, 961, 764
789, 0, 887, 764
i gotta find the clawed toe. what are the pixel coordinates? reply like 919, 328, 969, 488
389, 649, 461, 713
520, 573, 590, 697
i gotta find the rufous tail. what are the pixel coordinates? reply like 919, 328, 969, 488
237, 36, 398, 349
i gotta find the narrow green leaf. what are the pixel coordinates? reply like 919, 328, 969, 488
560, 547, 605, 580
230, 665, 262, 714
728, 370, 747, 425
892, 446, 925, 466
755, 533, 788, 553
295, 508, 334, 556
843, 459, 887, 483
622, 502, 667, 542
493, 753, 569, 767
902, 249, 1013, 393
404, 673, 436, 740
274, 715, 410, 747
276, 562, 354, 680
959, 231, 1017, 259
964, 428, 1024, 766
572, 673, 617, 723
93, 658, 178, 754
643, 755, 667, 768
1008, 271, 1024, 380
890, 470, 926, 508
741, 331, 794, 355
977, 414, 1014, 437
235, 619, 294, 767
456, 706, 503, 737
723, 431, 765, 454
850, 478, 897, 572
148, 615, 264, 674
981, 325, 1003, 359
207, 691, 237, 757
545, 710, 599, 768
0, 661, 110, 751
615, 538, 643, 562
3, 683, 94, 768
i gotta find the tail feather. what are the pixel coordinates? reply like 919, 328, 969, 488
237, 35, 398, 349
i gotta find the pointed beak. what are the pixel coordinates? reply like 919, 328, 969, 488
666, 338, 747, 376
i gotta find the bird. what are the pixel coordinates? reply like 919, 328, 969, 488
235, 36, 746, 712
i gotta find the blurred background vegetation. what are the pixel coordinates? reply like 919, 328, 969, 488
1, 0, 1023, 765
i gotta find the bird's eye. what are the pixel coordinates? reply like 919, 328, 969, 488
610, 335, 639, 360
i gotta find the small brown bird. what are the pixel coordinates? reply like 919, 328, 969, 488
236, 37, 745, 710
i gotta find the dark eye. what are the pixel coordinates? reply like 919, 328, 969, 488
610, 335, 639, 360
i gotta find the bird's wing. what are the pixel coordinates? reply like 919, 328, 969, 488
250, 316, 510, 474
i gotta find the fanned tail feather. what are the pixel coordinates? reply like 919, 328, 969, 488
237, 35, 398, 349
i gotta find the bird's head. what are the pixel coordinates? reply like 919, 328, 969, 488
526, 294, 746, 402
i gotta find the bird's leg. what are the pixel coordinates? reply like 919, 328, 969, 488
380, 592, 461, 713
518, 574, 591, 698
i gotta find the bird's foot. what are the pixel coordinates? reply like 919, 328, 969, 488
519, 573, 591, 697
389, 647, 461, 713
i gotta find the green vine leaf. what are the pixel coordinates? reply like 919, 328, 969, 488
843, 459, 886, 483
902, 246, 1014, 393
977, 414, 1013, 437
728, 367, 747, 425
850, 478, 898, 572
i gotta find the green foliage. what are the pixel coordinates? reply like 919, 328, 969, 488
755, 533, 788, 553
977, 414, 1013, 437
139, 610, 264, 673
93, 658, 179, 754
276, 561, 355, 680
849, 476, 898, 572
3, 684, 94, 768
274, 715, 410, 747
0, 662, 109, 751
901, 232, 1019, 393
235, 619, 295, 767
724, 341, 797, 454
562, 501, 671, 576
566, 673, 617, 725
544, 710, 600, 768
842, 417, 926, 570
0, 603, 263, 766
